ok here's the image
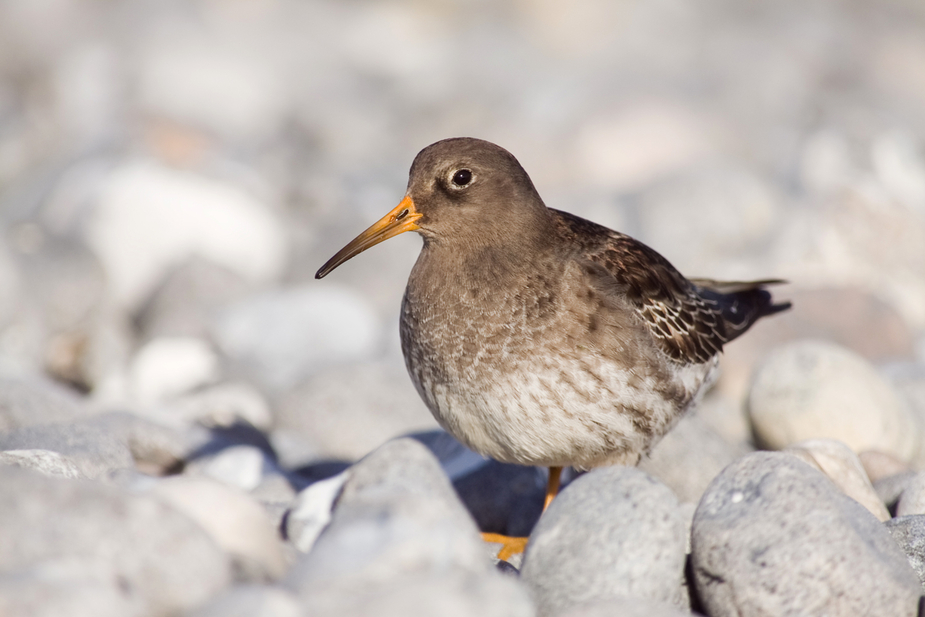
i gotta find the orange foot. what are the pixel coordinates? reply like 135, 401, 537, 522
481, 532, 529, 561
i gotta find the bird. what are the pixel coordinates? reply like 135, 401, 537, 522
315, 137, 790, 559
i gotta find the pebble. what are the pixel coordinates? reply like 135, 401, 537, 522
211, 284, 381, 392
0, 448, 85, 479
134, 256, 253, 341
640, 412, 748, 505
521, 466, 688, 617
275, 361, 437, 460
691, 451, 921, 616
885, 515, 925, 591
557, 597, 698, 617
785, 439, 890, 521
748, 340, 918, 461
185, 444, 277, 492
896, 471, 925, 517
285, 471, 349, 553
0, 417, 134, 479
127, 336, 219, 405
0, 465, 231, 614
0, 374, 92, 431
186, 585, 302, 617
151, 476, 288, 581
85, 160, 288, 311
285, 438, 533, 616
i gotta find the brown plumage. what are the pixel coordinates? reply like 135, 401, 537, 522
316, 137, 789, 473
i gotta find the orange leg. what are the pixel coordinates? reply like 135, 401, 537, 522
482, 466, 563, 560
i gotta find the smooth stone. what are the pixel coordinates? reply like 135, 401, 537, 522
166, 382, 274, 431
557, 597, 699, 617
785, 439, 890, 521
286, 439, 531, 615
896, 471, 925, 517
285, 471, 348, 553
86, 160, 288, 310
152, 476, 288, 581
0, 466, 231, 614
408, 431, 543, 538
0, 374, 91, 431
0, 561, 147, 617
748, 340, 917, 461
640, 412, 748, 504
0, 418, 134, 479
885, 515, 925, 591
275, 361, 437, 460
211, 285, 381, 392
521, 466, 687, 617
0, 448, 85, 479
875, 471, 917, 513
127, 336, 219, 405
719, 288, 918, 403
93, 411, 199, 475
134, 256, 254, 341
185, 444, 276, 492
860, 449, 912, 483
186, 584, 302, 617
691, 452, 921, 617
298, 569, 534, 617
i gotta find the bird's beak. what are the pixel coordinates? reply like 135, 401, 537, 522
315, 195, 422, 279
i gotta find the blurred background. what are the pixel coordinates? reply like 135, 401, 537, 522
1, 0, 925, 469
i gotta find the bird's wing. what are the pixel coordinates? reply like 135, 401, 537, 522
552, 210, 755, 364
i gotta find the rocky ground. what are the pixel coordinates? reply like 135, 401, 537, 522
2, 0, 925, 615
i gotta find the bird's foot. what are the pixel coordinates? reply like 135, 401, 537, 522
481, 532, 529, 561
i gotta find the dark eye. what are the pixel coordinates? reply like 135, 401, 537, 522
451, 169, 472, 187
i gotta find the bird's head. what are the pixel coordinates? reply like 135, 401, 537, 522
315, 137, 548, 279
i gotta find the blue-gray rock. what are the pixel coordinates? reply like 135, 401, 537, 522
691, 451, 921, 616
0, 465, 231, 614
185, 584, 301, 617
285, 438, 532, 616
0, 375, 91, 431
886, 515, 925, 591
521, 466, 687, 617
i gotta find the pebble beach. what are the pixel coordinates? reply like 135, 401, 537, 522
2, 0, 925, 615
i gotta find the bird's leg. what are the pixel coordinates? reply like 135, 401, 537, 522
481, 466, 563, 561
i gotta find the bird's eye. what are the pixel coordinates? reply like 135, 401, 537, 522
451, 169, 472, 187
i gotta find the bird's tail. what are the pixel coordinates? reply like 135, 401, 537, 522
690, 278, 792, 342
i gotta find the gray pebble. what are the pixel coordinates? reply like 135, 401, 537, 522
0, 448, 85, 479
897, 471, 925, 517
640, 412, 748, 504
0, 374, 91, 431
0, 418, 134, 478
557, 597, 700, 617
875, 471, 917, 513
521, 466, 687, 617
285, 438, 532, 616
691, 451, 921, 616
0, 465, 231, 614
886, 515, 925, 591
185, 584, 302, 617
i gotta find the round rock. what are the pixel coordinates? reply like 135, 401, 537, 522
0, 465, 231, 614
521, 466, 687, 617
691, 451, 921, 616
748, 340, 917, 461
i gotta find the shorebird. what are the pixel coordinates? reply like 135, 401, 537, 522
316, 137, 789, 559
